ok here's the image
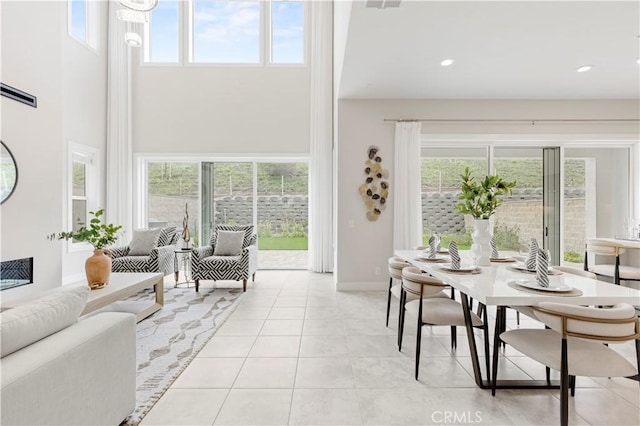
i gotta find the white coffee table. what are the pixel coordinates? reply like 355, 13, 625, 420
81, 272, 164, 322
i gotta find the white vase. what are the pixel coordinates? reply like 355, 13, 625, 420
471, 219, 492, 266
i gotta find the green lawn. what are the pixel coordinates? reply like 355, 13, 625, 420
259, 236, 308, 250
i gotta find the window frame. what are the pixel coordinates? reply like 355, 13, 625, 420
141, 0, 308, 67
67, 142, 100, 252
67, 0, 100, 52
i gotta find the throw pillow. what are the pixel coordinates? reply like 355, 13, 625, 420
213, 230, 245, 256
157, 226, 177, 247
0, 285, 90, 358
129, 228, 162, 256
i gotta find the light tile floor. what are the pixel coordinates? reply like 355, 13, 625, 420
141, 271, 640, 425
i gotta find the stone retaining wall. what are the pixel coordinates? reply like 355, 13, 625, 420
150, 189, 586, 253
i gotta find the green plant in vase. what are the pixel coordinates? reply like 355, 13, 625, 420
48, 209, 122, 289
455, 168, 516, 265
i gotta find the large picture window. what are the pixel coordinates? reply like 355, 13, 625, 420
143, 0, 306, 65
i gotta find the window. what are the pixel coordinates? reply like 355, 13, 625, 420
140, 157, 309, 269
145, 0, 180, 63
270, 0, 304, 64
68, 143, 99, 249
68, 0, 98, 49
192, 0, 261, 63
143, 0, 306, 65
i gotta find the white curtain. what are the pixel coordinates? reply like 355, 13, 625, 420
106, 2, 133, 242
393, 122, 422, 250
308, 0, 334, 273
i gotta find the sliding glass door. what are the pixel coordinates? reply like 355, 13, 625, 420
199, 160, 309, 269
563, 147, 630, 267
257, 162, 308, 269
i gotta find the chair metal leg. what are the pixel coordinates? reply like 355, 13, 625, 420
516, 311, 520, 326
242, 279, 247, 292
569, 375, 576, 397
195, 279, 199, 292
386, 276, 393, 327
252, 272, 256, 282
451, 326, 457, 349
546, 367, 551, 385
415, 319, 423, 380
560, 338, 569, 426
491, 306, 504, 396
398, 289, 406, 350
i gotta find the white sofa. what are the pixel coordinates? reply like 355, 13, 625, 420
0, 285, 136, 425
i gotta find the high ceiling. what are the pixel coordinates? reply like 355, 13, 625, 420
339, 1, 640, 99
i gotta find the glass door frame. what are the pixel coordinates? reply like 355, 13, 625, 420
134, 153, 309, 246
421, 134, 640, 264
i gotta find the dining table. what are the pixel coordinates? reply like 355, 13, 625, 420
394, 249, 640, 390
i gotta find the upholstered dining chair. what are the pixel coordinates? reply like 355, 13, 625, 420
389, 258, 456, 349
190, 224, 258, 292
584, 238, 640, 285
494, 302, 640, 426
399, 266, 488, 379
111, 226, 178, 276
386, 256, 411, 327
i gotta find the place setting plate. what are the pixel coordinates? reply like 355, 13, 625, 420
416, 252, 449, 262
438, 263, 481, 274
510, 279, 572, 293
490, 257, 516, 263
508, 262, 560, 275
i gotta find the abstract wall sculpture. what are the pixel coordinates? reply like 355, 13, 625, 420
359, 145, 389, 221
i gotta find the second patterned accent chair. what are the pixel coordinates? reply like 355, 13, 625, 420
191, 224, 258, 292
111, 226, 179, 276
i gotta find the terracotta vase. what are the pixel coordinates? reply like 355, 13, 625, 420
85, 249, 112, 290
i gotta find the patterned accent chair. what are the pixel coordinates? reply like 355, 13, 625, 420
191, 224, 258, 292
111, 226, 179, 276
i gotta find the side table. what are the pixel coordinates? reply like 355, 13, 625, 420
174, 248, 193, 287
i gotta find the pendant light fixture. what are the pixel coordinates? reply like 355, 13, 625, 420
118, 0, 158, 12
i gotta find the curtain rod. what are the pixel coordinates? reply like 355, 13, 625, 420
384, 118, 640, 124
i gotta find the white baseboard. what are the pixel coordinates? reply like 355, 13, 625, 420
336, 281, 388, 291
62, 273, 86, 286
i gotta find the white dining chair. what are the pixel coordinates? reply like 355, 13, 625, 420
386, 256, 411, 327
584, 238, 640, 285
388, 258, 456, 348
400, 266, 488, 379
493, 302, 640, 426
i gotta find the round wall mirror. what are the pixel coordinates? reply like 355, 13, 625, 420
0, 141, 18, 204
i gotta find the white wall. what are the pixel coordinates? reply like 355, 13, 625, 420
61, 0, 109, 283
1, 1, 109, 301
132, 64, 311, 155
336, 99, 640, 289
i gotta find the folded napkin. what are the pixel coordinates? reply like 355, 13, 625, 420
427, 235, 437, 259
490, 236, 499, 259
434, 233, 442, 252
449, 241, 460, 270
535, 248, 549, 288
525, 238, 539, 270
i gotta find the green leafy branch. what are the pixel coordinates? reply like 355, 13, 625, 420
455, 167, 516, 219
48, 209, 122, 249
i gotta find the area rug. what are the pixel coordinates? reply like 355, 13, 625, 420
120, 285, 244, 426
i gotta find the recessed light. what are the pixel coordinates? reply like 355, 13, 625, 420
576, 65, 592, 73
637, 58, 640, 64
440, 59, 454, 67
124, 32, 142, 47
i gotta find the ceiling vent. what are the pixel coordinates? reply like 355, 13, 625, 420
366, 0, 401, 9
